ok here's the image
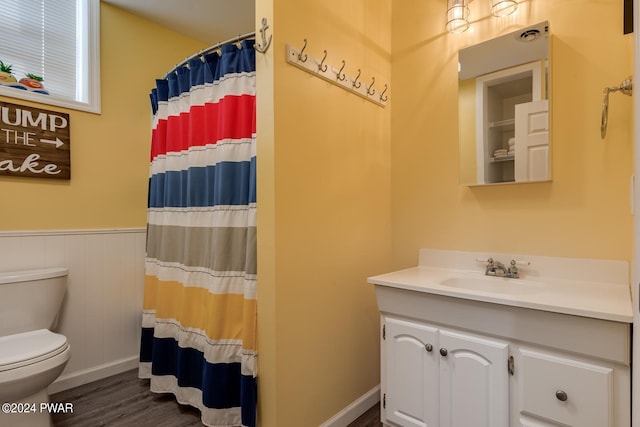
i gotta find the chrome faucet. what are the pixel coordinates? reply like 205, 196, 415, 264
483, 258, 522, 279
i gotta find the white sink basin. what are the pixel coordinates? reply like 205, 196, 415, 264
440, 276, 542, 294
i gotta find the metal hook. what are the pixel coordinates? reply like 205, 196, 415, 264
367, 77, 376, 96
379, 84, 388, 102
318, 50, 328, 72
255, 17, 272, 53
336, 60, 346, 81
353, 69, 362, 89
298, 39, 308, 62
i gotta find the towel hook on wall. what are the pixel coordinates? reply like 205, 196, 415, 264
297, 39, 308, 62
353, 69, 362, 89
367, 77, 376, 96
601, 76, 633, 139
318, 50, 328, 72
337, 60, 346, 81
255, 17, 272, 53
380, 85, 388, 102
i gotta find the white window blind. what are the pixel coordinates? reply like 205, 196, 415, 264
0, 0, 100, 113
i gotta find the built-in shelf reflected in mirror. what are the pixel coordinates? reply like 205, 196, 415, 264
458, 21, 550, 186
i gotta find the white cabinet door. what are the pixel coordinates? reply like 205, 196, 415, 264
383, 316, 509, 427
514, 99, 549, 182
438, 329, 509, 427
384, 316, 439, 427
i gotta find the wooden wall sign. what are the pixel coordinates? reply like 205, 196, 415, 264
0, 101, 70, 179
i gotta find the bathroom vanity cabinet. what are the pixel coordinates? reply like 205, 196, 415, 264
370, 250, 632, 427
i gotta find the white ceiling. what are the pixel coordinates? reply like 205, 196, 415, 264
102, 0, 255, 45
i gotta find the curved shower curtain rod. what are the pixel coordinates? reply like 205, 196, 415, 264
166, 31, 256, 78
165, 17, 272, 78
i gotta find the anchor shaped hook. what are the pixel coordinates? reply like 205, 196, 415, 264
254, 18, 272, 53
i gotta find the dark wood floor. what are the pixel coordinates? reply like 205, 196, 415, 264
51, 369, 203, 427
348, 404, 382, 427
50, 369, 381, 426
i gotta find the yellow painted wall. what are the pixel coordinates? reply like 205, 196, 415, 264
0, 3, 205, 231
256, 0, 392, 425
391, 0, 634, 268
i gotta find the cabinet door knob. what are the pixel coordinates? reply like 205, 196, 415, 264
425, 343, 433, 352
440, 348, 448, 357
555, 390, 568, 402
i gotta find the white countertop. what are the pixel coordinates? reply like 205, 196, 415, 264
368, 251, 633, 323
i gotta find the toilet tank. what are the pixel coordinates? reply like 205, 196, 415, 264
0, 267, 68, 337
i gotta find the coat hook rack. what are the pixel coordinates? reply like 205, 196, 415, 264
285, 40, 388, 107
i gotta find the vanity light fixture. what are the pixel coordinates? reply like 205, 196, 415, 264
447, 0, 519, 33
446, 0, 470, 33
490, 0, 518, 17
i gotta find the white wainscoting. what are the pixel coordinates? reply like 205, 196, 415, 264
0, 228, 146, 393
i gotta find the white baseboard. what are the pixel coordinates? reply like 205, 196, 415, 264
319, 384, 380, 427
48, 355, 139, 395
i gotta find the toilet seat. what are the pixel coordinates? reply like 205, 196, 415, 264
0, 330, 69, 372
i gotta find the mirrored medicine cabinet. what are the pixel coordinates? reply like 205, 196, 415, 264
458, 21, 550, 186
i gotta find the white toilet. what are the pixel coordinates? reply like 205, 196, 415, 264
0, 267, 71, 427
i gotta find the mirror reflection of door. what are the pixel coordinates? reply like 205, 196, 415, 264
457, 21, 550, 186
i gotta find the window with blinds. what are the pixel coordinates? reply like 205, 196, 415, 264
0, 0, 100, 113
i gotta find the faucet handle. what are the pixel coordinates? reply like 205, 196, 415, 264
508, 259, 530, 278
477, 258, 497, 276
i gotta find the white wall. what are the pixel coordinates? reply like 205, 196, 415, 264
0, 229, 146, 393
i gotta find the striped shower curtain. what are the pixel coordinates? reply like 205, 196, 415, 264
139, 40, 257, 427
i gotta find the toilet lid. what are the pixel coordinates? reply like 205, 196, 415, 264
0, 329, 68, 371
